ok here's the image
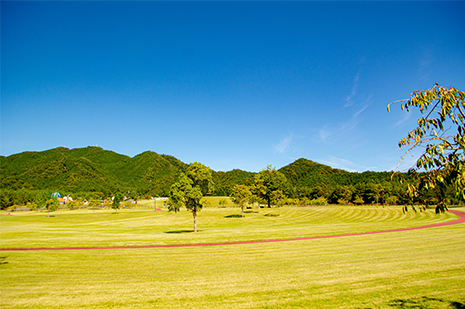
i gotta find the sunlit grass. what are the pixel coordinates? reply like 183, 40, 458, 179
1, 207, 464, 308
0, 206, 458, 249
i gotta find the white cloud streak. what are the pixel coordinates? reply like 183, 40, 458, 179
345, 70, 361, 107
418, 47, 433, 81
394, 112, 412, 128
274, 134, 293, 154
318, 104, 369, 143
320, 155, 358, 172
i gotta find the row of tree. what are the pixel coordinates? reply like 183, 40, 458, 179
167, 162, 462, 232
2, 164, 460, 214
168, 81, 465, 232
0, 189, 129, 214
3, 84, 464, 222
0, 145, 423, 202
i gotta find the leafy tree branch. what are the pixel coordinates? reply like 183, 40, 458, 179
389, 83, 465, 213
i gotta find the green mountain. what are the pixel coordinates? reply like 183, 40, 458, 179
115, 151, 188, 196
278, 158, 351, 188
2, 147, 461, 210
1, 146, 402, 200
0, 147, 187, 197
212, 169, 255, 196
278, 158, 397, 188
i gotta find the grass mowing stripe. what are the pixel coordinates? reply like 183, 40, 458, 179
0, 208, 462, 251
1, 209, 463, 251
1, 225, 464, 308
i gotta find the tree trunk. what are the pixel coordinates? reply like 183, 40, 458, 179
241, 205, 244, 217
193, 207, 197, 232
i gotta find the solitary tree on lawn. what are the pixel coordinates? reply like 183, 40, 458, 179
45, 197, 59, 217
230, 184, 252, 217
112, 192, 123, 214
169, 162, 214, 232
254, 165, 290, 208
271, 190, 285, 216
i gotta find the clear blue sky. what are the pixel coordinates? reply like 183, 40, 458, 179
1, 1, 464, 173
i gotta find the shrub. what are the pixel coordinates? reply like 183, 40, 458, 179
311, 196, 327, 206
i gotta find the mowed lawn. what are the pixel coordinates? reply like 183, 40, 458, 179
1, 206, 464, 308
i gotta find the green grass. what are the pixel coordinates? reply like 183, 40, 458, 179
0, 206, 457, 249
134, 196, 234, 208
1, 207, 464, 308
200, 196, 235, 207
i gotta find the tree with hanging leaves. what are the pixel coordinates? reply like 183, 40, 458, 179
388, 83, 465, 213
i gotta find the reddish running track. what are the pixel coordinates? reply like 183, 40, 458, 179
2, 210, 464, 252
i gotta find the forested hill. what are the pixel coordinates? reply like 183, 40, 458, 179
278, 158, 399, 199
1, 146, 398, 198
0, 147, 188, 197
279, 158, 395, 188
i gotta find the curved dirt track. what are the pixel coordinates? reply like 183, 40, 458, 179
2, 210, 464, 252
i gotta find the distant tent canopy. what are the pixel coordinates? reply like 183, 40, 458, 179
51, 192, 61, 198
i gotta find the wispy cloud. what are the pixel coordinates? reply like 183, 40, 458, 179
418, 47, 433, 81
320, 155, 358, 172
394, 112, 412, 128
318, 128, 332, 142
318, 104, 369, 143
345, 70, 361, 107
274, 134, 293, 154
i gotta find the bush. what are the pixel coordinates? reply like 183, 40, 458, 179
299, 197, 312, 206
385, 195, 399, 205
311, 196, 327, 206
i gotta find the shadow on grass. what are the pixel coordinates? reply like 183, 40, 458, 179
386, 297, 465, 309
225, 214, 243, 218
451, 302, 465, 309
164, 230, 196, 234
264, 214, 280, 217
0, 256, 8, 265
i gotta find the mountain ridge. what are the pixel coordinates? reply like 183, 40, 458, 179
1, 146, 398, 198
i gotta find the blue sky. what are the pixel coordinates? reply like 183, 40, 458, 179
1, 1, 464, 173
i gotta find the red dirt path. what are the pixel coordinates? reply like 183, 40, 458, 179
2, 210, 464, 252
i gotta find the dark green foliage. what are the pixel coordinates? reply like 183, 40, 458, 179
0, 147, 124, 196
169, 162, 214, 232
0, 147, 187, 202
279, 158, 349, 189
112, 192, 123, 212
45, 197, 59, 216
212, 169, 255, 196
254, 165, 291, 208
115, 151, 188, 197
0, 189, 51, 209
1, 146, 459, 207
278, 158, 422, 205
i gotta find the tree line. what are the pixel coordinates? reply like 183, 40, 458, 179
1, 156, 462, 211
3, 83, 464, 216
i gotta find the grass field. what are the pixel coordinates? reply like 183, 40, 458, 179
137, 196, 235, 208
1, 206, 464, 308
